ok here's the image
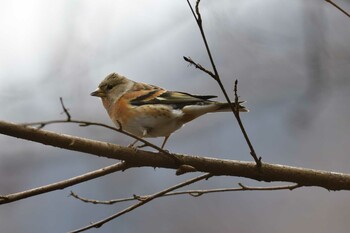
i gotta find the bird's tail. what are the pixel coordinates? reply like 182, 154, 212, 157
215, 101, 249, 112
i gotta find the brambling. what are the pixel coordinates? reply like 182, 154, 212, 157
91, 73, 248, 149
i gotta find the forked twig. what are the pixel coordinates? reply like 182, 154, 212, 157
186, 0, 261, 166
70, 183, 301, 205
69, 173, 212, 233
24, 98, 181, 164
59, 97, 71, 121
183, 56, 216, 79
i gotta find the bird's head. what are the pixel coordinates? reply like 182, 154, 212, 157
91, 73, 133, 104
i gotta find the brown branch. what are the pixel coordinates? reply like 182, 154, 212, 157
24, 119, 161, 152
237, 183, 300, 191
23, 119, 180, 164
70, 191, 138, 204
1, 120, 350, 191
186, 0, 219, 80
186, 0, 261, 166
234, 80, 261, 164
69, 173, 212, 233
59, 97, 71, 121
0, 162, 129, 204
183, 56, 216, 79
30, 97, 180, 164
325, 0, 350, 18
70, 183, 301, 205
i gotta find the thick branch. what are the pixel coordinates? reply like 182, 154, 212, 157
1, 120, 350, 191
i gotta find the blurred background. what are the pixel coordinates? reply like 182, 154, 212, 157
1, 0, 350, 232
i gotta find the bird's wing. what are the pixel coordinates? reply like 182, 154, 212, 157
130, 90, 217, 109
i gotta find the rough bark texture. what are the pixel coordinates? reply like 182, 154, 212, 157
1, 120, 350, 191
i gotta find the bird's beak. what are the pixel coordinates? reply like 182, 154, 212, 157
90, 88, 106, 97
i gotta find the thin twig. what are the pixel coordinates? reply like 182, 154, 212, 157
186, 0, 261, 166
186, 0, 219, 80
234, 81, 262, 165
70, 183, 300, 205
237, 183, 300, 191
187, 0, 198, 21
325, 0, 350, 18
24, 119, 180, 164
23, 98, 181, 164
69, 173, 213, 233
183, 56, 216, 79
70, 191, 137, 204
59, 97, 71, 121
234, 80, 239, 113
0, 162, 129, 205
25, 119, 161, 152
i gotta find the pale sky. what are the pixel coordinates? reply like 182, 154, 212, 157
1, 1, 350, 232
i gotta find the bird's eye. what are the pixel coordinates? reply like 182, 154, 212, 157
106, 84, 113, 90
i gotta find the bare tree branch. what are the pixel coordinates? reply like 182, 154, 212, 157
1, 120, 350, 191
0, 1, 347, 232
70, 183, 301, 205
59, 97, 71, 121
183, 56, 216, 79
0, 162, 129, 205
24, 118, 180, 164
23, 97, 180, 164
185, 0, 261, 166
69, 173, 212, 233
325, 0, 350, 18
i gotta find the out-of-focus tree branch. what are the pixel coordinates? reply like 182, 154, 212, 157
0, 162, 129, 204
1, 120, 350, 191
70, 183, 301, 205
69, 173, 212, 233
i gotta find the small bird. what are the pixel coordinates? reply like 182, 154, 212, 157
91, 73, 248, 149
